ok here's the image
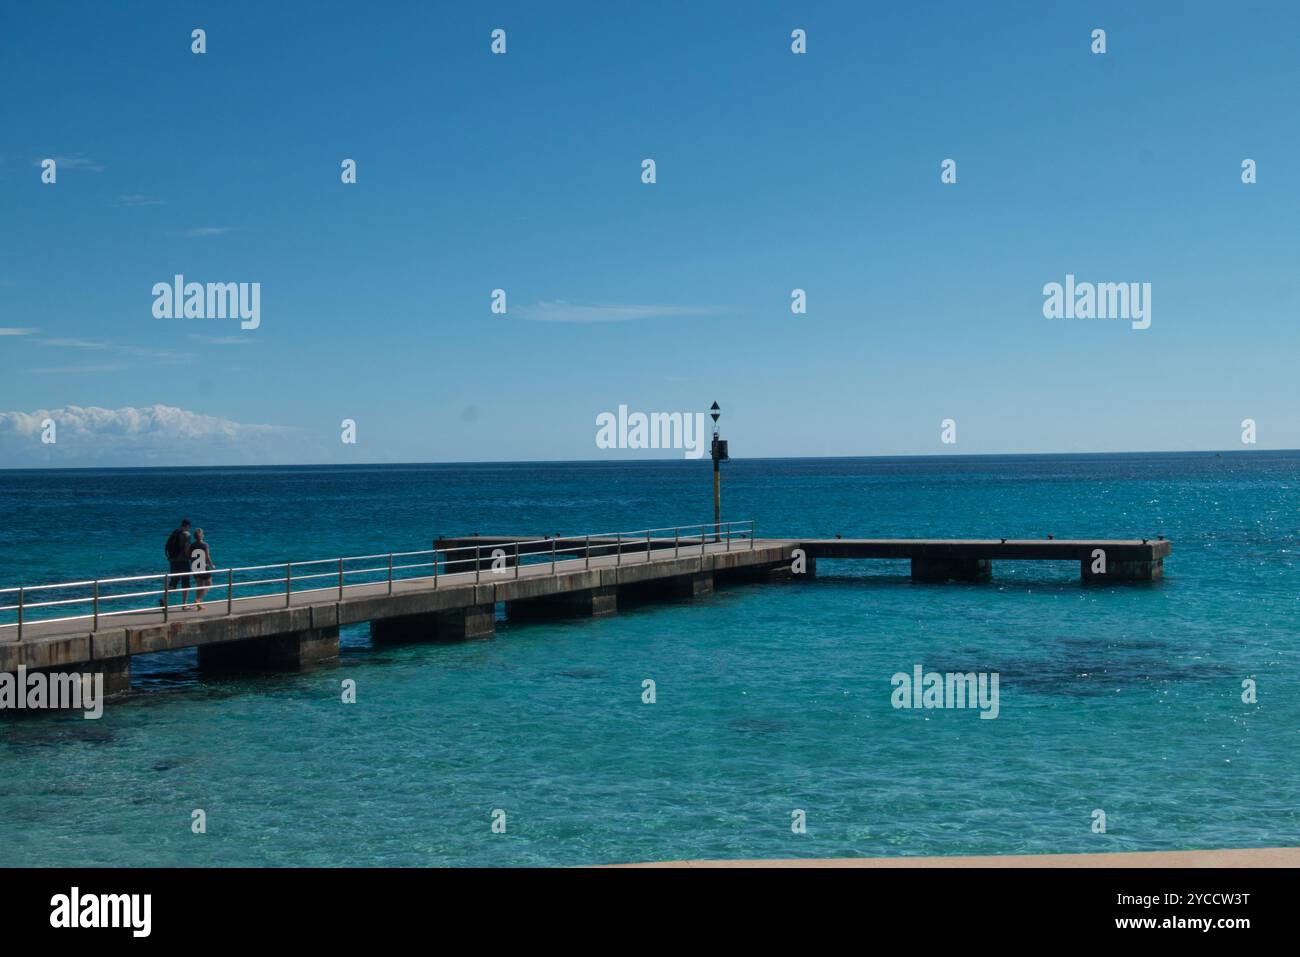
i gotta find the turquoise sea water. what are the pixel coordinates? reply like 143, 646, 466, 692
0, 453, 1297, 866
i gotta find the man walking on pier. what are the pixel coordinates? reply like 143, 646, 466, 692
161, 518, 192, 609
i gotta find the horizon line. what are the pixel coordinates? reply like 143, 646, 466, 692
0, 447, 1293, 473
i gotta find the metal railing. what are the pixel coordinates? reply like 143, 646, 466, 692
0, 520, 756, 641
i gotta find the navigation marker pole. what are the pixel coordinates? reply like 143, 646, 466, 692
710, 401, 727, 541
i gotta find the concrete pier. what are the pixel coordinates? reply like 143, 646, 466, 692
1, 534, 1169, 708
789, 538, 1170, 583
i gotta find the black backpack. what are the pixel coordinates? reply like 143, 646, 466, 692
165, 529, 185, 562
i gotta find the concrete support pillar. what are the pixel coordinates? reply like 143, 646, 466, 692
748, 557, 815, 582
0, 658, 131, 716
507, 586, 617, 620
1081, 558, 1163, 582
198, 626, 340, 671
672, 572, 714, 597
793, 554, 816, 580
96, 656, 132, 696
370, 604, 495, 643
911, 557, 992, 583
618, 570, 714, 604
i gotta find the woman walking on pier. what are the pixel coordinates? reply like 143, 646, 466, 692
189, 529, 213, 611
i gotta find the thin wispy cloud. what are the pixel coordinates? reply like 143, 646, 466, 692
112, 194, 164, 207
34, 337, 193, 363
31, 363, 129, 375
176, 226, 235, 238
514, 301, 733, 323
33, 154, 104, 172
0, 327, 38, 336
190, 334, 254, 346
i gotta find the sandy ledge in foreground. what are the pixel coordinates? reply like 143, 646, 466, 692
613, 847, 1300, 868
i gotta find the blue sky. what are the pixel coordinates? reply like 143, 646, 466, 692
1, 0, 1297, 466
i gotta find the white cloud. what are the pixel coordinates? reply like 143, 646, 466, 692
112, 194, 164, 207
176, 226, 235, 238
0, 404, 302, 467
513, 301, 732, 323
0, 327, 37, 336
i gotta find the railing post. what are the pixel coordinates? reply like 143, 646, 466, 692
163, 574, 169, 622
585, 535, 590, 570
751, 520, 756, 549
92, 580, 99, 630
475, 546, 481, 584
727, 524, 732, 551
390, 554, 395, 594
338, 557, 345, 600
701, 525, 706, 556
646, 529, 651, 561
675, 527, 680, 558
617, 533, 622, 566
516, 541, 521, 579
16, 587, 23, 641
227, 568, 234, 615
551, 537, 557, 574
285, 563, 292, 607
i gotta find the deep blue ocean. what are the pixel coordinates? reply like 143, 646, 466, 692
1, 453, 1297, 866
